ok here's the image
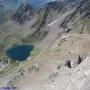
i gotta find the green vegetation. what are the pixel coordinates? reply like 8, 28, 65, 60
22, 31, 48, 44
0, 46, 41, 77
31, 48, 41, 56
70, 18, 90, 34
0, 60, 19, 77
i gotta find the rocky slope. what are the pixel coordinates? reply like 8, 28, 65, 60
0, 0, 90, 90
12, 3, 34, 24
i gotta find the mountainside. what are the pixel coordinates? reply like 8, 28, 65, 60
0, 0, 89, 53
12, 3, 34, 24
0, 0, 89, 51
65, 0, 90, 34
0, 0, 20, 10
0, 0, 90, 90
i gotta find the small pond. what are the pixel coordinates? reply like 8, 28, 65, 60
6, 45, 33, 61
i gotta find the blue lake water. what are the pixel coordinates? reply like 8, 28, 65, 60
6, 45, 33, 61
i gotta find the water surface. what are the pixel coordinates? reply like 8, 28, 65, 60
6, 45, 33, 61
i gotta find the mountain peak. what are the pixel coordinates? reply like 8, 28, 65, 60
12, 3, 33, 24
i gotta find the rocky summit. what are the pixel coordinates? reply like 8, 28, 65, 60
0, 0, 90, 90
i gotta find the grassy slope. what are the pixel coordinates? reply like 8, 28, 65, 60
70, 17, 90, 34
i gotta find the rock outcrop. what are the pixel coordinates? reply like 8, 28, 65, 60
12, 3, 33, 24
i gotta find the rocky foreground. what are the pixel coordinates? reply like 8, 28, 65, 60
2, 34, 89, 90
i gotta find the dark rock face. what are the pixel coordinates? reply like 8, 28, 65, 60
11, 0, 81, 25
12, 3, 33, 24
65, 60, 72, 68
59, 0, 90, 29
65, 0, 80, 4
45, 1, 64, 12
79, 0, 90, 18
0, 4, 5, 23
65, 54, 85, 68
31, 1, 64, 36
